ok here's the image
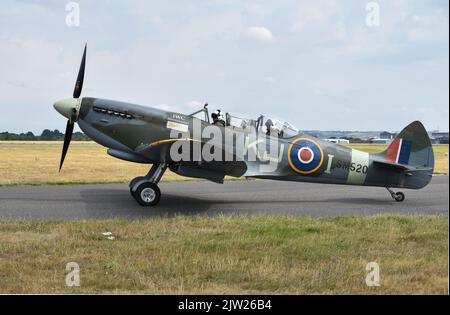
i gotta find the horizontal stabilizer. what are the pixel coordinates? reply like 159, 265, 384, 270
373, 160, 433, 173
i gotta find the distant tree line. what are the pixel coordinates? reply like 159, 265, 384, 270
0, 131, 371, 143
0, 130, 90, 141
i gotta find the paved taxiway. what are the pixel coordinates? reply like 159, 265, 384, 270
0, 176, 447, 219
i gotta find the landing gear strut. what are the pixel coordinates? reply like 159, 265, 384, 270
129, 163, 167, 206
386, 187, 405, 202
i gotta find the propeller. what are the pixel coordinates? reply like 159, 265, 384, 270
57, 44, 87, 171
59, 119, 75, 171
73, 44, 87, 98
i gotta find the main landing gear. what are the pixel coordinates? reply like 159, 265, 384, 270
129, 163, 167, 206
386, 187, 405, 202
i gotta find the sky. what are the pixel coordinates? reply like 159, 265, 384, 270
0, 0, 448, 134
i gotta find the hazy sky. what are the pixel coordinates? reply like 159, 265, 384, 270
1, 0, 448, 133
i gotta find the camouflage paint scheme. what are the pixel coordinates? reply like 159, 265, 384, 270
76, 97, 434, 190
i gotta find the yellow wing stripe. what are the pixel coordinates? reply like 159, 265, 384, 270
148, 138, 199, 148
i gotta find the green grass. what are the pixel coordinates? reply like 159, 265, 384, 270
0, 215, 447, 294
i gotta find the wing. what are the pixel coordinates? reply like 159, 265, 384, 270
135, 138, 247, 183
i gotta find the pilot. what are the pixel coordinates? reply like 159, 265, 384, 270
211, 109, 226, 127
265, 119, 280, 136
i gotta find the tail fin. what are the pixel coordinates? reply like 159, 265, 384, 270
375, 121, 434, 189
383, 121, 434, 170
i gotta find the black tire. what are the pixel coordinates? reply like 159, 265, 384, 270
129, 176, 145, 189
394, 192, 405, 202
133, 182, 161, 206
130, 187, 136, 198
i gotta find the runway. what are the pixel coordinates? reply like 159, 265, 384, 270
0, 176, 448, 220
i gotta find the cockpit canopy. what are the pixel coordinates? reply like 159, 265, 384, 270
226, 113, 299, 139
188, 104, 300, 139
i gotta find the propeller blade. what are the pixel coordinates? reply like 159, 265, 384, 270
73, 44, 87, 99
70, 107, 78, 123
59, 120, 74, 171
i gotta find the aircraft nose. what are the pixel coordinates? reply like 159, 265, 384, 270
53, 98, 80, 119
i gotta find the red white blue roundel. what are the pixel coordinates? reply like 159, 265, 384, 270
288, 138, 324, 174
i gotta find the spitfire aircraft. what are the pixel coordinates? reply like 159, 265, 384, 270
54, 45, 435, 206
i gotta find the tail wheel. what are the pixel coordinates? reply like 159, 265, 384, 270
134, 182, 161, 206
394, 192, 405, 202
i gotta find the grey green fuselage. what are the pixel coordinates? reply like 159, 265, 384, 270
76, 97, 434, 190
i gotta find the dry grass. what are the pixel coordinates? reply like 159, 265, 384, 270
0, 215, 447, 294
345, 144, 448, 174
0, 142, 447, 186
0, 141, 186, 186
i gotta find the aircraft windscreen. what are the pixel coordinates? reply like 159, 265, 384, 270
262, 116, 299, 138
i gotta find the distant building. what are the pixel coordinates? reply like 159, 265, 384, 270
324, 138, 350, 144
379, 131, 396, 140
431, 131, 449, 144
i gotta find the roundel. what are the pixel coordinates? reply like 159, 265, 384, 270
288, 138, 324, 174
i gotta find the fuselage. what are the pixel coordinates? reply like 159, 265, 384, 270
66, 97, 432, 190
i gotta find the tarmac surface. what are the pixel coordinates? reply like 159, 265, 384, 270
0, 176, 448, 220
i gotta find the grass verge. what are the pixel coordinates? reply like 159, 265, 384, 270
0, 215, 447, 294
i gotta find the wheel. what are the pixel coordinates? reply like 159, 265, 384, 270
129, 176, 144, 189
133, 182, 161, 206
394, 192, 405, 202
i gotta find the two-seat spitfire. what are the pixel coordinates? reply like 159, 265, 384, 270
54, 45, 434, 206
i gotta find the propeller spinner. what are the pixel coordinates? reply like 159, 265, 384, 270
53, 43, 87, 171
